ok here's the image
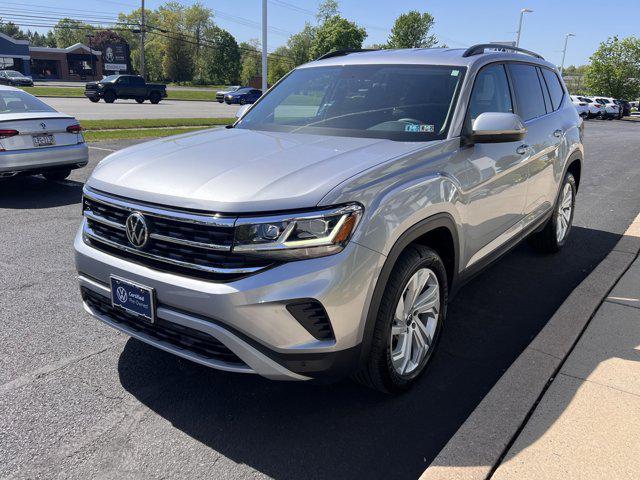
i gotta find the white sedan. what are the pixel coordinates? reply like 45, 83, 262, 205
0, 85, 88, 180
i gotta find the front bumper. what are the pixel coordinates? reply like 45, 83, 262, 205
74, 225, 384, 380
0, 143, 88, 175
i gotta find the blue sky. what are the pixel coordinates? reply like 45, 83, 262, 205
8, 0, 640, 67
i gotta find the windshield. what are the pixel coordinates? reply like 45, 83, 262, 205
235, 88, 253, 93
236, 64, 465, 141
0, 90, 56, 114
4, 70, 23, 78
101, 75, 120, 82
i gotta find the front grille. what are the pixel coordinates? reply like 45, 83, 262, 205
82, 189, 272, 281
82, 287, 246, 366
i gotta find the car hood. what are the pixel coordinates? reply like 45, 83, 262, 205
88, 127, 434, 213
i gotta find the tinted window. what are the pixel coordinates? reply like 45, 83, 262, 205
508, 63, 546, 121
0, 90, 56, 114
468, 64, 513, 121
238, 64, 466, 141
536, 68, 552, 113
541, 68, 564, 110
118, 76, 130, 85
131, 76, 144, 86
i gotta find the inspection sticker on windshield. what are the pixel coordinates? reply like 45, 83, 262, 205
405, 124, 434, 133
451, 69, 460, 77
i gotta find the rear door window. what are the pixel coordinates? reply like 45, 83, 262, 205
541, 68, 565, 110
507, 63, 547, 121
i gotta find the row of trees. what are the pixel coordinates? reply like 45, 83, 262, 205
564, 36, 640, 100
1, 1, 444, 86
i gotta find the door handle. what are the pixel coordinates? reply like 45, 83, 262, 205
553, 129, 563, 138
516, 144, 530, 155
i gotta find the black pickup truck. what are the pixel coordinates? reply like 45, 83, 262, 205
84, 75, 167, 104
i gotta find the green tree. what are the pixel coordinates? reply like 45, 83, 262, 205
584, 36, 640, 99
268, 46, 294, 85
239, 39, 261, 85
202, 26, 241, 84
53, 18, 93, 48
287, 22, 316, 66
0, 21, 26, 39
184, 2, 214, 82
316, 0, 339, 24
310, 16, 367, 59
387, 11, 437, 49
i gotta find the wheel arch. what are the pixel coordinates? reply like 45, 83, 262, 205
357, 212, 460, 368
565, 151, 582, 190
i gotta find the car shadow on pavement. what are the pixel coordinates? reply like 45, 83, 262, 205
117, 225, 623, 480
0, 176, 83, 209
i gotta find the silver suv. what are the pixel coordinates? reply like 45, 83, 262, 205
75, 45, 583, 393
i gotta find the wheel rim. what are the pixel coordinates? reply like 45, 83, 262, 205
556, 182, 573, 242
390, 268, 440, 376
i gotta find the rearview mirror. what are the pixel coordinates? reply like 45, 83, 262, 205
470, 112, 526, 144
236, 104, 251, 119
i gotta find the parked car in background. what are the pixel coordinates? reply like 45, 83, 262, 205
592, 97, 619, 119
614, 99, 631, 118
224, 87, 262, 105
75, 45, 583, 393
570, 95, 589, 118
84, 75, 167, 104
0, 70, 34, 87
216, 86, 241, 103
0, 86, 87, 180
576, 96, 604, 119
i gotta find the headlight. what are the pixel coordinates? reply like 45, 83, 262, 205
233, 204, 363, 259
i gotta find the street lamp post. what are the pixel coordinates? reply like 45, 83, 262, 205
515, 8, 533, 47
560, 33, 576, 75
261, 0, 267, 92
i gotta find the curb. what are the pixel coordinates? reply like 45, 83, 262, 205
33, 95, 225, 103
420, 214, 640, 480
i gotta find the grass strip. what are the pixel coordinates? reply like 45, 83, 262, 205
21, 86, 220, 101
84, 127, 209, 141
81, 118, 233, 130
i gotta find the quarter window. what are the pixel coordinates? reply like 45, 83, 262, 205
541, 68, 565, 110
468, 64, 513, 121
508, 63, 547, 121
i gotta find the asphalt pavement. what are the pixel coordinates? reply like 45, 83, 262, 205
1, 121, 640, 479
41, 96, 239, 120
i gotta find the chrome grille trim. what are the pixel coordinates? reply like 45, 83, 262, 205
83, 187, 236, 227
82, 220, 264, 275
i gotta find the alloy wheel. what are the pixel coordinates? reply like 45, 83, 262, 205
556, 182, 573, 242
390, 268, 440, 376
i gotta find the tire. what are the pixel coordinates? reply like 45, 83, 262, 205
354, 245, 447, 393
103, 91, 116, 103
42, 169, 71, 181
239, 98, 246, 105
88, 96, 100, 103
149, 92, 161, 104
135, 97, 145, 104
529, 172, 576, 253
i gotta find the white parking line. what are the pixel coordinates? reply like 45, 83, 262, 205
88, 146, 116, 152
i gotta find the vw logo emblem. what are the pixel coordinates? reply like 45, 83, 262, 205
40, 122, 46, 130
116, 286, 128, 303
125, 212, 149, 248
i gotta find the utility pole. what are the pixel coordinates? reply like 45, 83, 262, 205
560, 33, 575, 75
515, 8, 533, 47
261, 0, 267, 92
140, 0, 146, 79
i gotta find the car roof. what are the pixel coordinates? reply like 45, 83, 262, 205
299, 46, 558, 71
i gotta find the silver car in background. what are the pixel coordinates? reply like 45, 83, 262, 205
0, 86, 88, 180
75, 45, 583, 393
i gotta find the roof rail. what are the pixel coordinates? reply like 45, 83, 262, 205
315, 49, 378, 61
462, 43, 544, 60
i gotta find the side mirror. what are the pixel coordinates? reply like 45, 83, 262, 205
469, 112, 526, 144
235, 104, 251, 119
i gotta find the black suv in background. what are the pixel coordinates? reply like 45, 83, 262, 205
84, 75, 167, 104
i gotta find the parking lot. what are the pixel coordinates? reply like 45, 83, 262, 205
1, 121, 640, 479
41, 97, 240, 120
